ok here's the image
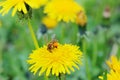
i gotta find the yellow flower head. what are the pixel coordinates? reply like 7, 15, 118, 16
0, 0, 48, 16
99, 56, 120, 80
44, 0, 84, 22
76, 11, 87, 27
107, 70, 120, 80
106, 56, 120, 73
42, 16, 58, 29
99, 70, 120, 80
27, 43, 83, 76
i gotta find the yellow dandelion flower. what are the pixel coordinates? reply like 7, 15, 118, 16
99, 56, 120, 80
99, 70, 120, 80
106, 56, 120, 73
0, 0, 48, 16
42, 16, 58, 29
27, 43, 83, 76
76, 11, 87, 27
28, 0, 48, 8
44, 0, 84, 22
107, 70, 120, 80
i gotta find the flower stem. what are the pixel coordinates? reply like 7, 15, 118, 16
0, 50, 2, 74
27, 19, 39, 49
92, 39, 98, 66
82, 38, 91, 80
27, 19, 49, 80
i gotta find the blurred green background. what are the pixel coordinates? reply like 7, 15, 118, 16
0, 0, 120, 80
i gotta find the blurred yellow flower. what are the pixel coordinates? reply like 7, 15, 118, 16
27, 43, 83, 76
0, 0, 47, 16
99, 56, 120, 80
107, 70, 120, 80
42, 16, 57, 29
99, 75, 104, 80
76, 11, 87, 27
44, 0, 84, 22
106, 56, 120, 72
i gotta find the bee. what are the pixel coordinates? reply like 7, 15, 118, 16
47, 39, 58, 53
